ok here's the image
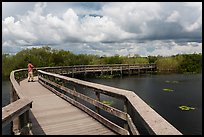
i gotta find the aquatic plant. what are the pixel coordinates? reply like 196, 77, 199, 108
163, 88, 174, 92
101, 100, 113, 106
96, 74, 113, 79
165, 80, 171, 83
178, 106, 195, 111
165, 80, 179, 84
172, 81, 179, 83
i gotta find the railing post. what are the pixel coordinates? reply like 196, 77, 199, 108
101, 66, 103, 75
72, 67, 74, 77
19, 110, 31, 135
95, 91, 100, 114
10, 86, 21, 135
61, 67, 64, 75
84, 66, 87, 77
73, 87, 77, 101
12, 116, 20, 135
128, 65, 130, 76
124, 98, 129, 131
120, 66, 122, 75
10, 86, 14, 134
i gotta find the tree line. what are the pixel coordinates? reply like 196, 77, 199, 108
2, 46, 202, 79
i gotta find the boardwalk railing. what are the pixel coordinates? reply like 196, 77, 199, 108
41, 64, 156, 76
2, 69, 33, 135
37, 64, 182, 135
38, 70, 137, 135
3, 64, 182, 135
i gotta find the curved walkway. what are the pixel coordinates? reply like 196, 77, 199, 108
19, 77, 116, 135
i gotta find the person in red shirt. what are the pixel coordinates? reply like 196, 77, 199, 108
28, 61, 34, 82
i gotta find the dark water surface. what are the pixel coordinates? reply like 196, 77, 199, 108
82, 73, 202, 135
2, 73, 202, 135
2, 80, 12, 135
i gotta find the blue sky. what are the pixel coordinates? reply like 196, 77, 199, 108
2, 2, 202, 56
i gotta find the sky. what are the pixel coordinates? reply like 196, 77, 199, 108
2, 2, 202, 56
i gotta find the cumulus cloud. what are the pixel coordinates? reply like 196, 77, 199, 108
102, 2, 202, 42
2, 2, 202, 56
102, 2, 161, 34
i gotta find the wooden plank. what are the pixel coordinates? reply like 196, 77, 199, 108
38, 80, 129, 135
63, 125, 114, 135
39, 76, 127, 121
19, 78, 117, 135
32, 113, 90, 126
42, 120, 101, 132
46, 122, 116, 135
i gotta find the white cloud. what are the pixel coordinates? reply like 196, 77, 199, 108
2, 16, 37, 44
142, 41, 202, 56
2, 2, 202, 56
102, 2, 161, 34
33, 2, 47, 15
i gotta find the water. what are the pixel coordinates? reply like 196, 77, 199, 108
82, 73, 202, 135
2, 80, 12, 135
2, 73, 202, 135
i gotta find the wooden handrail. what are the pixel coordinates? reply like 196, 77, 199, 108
10, 70, 26, 98
38, 78, 130, 135
38, 70, 139, 134
2, 98, 32, 128
2, 69, 33, 135
41, 64, 156, 73
4, 64, 183, 135
37, 68, 182, 135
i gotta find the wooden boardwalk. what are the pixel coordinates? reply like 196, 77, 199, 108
19, 77, 116, 135
3, 64, 182, 135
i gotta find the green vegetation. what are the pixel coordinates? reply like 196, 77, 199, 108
155, 53, 202, 73
101, 100, 114, 106
178, 106, 195, 111
165, 80, 171, 83
2, 46, 202, 79
96, 74, 114, 79
165, 80, 179, 84
172, 81, 179, 84
163, 88, 174, 92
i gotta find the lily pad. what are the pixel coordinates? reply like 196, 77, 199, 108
178, 106, 195, 111
165, 80, 171, 83
163, 88, 174, 92
172, 81, 179, 83
102, 100, 113, 106
165, 80, 179, 84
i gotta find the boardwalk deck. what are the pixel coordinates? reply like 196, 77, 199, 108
19, 77, 117, 135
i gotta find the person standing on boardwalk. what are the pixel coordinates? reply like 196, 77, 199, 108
28, 61, 34, 82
